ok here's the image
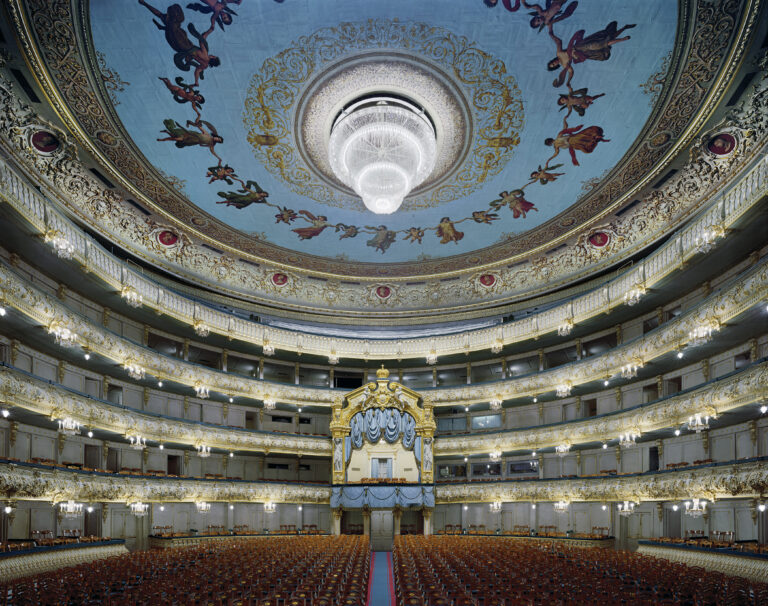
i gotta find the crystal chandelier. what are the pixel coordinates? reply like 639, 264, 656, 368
491, 339, 503, 354
129, 501, 149, 517
426, 351, 438, 365
694, 224, 724, 254
623, 283, 646, 306
263, 398, 276, 410
553, 501, 569, 514
489, 449, 502, 462
555, 383, 572, 397
128, 435, 146, 450
59, 500, 83, 518
489, 501, 502, 513
197, 444, 211, 458
688, 320, 719, 347
262, 342, 275, 356
617, 501, 636, 517
123, 360, 145, 381
618, 432, 639, 448
684, 498, 706, 518
328, 353, 339, 365
489, 398, 502, 411
193, 318, 210, 338
557, 319, 573, 337
328, 96, 436, 215
44, 229, 75, 259
196, 501, 211, 514
264, 502, 276, 513
621, 360, 641, 379
120, 285, 143, 308
48, 321, 78, 348
58, 418, 81, 436
194, 383, 210, 399
555, 444, 571, 457
687, 413, 710, 433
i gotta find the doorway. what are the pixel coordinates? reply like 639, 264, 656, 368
371, 510, 394, 551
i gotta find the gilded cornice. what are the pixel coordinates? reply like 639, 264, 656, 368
435, 460, 768, 504
434, 361, 768, 455
0, 367, 331, 456
0, 462, 330, 504
0, 258, 766, 407
0, 1, 766, 318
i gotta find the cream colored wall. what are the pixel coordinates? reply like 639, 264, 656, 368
346, 442, 419, 482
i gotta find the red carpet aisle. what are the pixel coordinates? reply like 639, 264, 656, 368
367, 551, 395, 606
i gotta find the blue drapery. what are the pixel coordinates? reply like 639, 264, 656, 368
349, 409, 416, 449
330, 485, 435, 509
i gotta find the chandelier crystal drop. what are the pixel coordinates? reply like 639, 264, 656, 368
553, 501, 569, 514
328, 96, 437, 215
688, 320, 719, 347
129, 501, 149, 517
124, 360, 145, 381
193, 319, 210, 338
194, 383, 210, 399
197, 444, 211, 458
555, 444, 571, 457
684, 498, 706, 518
618, 432, 639, 448
557, 319, 574, 337
687, 413, 710, 433
120, 285, 143, 308
264, 502, 276, 513
59, 500, 83, 518
489, 501, 502, 513
617, 501, 636, 517
44, 229, 75, 259
58, 418, 81, 436
555, 383, 572, 398
128, 435, 146, 450
48, 321, 78, 348
196, 501, 211, 514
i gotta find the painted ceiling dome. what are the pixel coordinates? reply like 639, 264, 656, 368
6, 0, 762, 320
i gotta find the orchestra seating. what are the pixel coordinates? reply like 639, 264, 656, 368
393, 535, 768, 605
0, 536, 369, 605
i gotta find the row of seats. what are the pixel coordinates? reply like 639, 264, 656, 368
0, 536, 369, 605
355, 477, 410, 484
393, 535, 768, 605
652, 535, 768, 553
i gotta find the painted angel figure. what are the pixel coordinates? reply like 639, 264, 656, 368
545, 125, 609, 166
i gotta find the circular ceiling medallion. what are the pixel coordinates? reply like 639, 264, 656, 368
374, 285, 392, 300
271, 272, 289, 287
706, 132, 737, 156
588, 232, 611, 248
157, 230, 179, 246
29, 130, 60, 154
243, 20, 523, 212
478, 274, 497, 288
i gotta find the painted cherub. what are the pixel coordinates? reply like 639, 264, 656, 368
366, 226, 397, 253
336, 224, 359, 240
158, 119, 223, 152
436, 217, 464, 244
526, 0, 578, 32
186, 0, 242, 31
216, 181, 268, 209
159, 76, 205, 106
403, 227, 425, 244
545, 125, 609, 166
557, 88, 605, 116
491, 190, 537, 218
472, 210, 500, 224
274, 207, 297, 225
530, 163, 564, 184
548, 21, 636, 87
292, 211, 330, 240
206, 164, 236, 184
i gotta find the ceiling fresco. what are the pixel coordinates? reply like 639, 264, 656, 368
89, 0, 677, 263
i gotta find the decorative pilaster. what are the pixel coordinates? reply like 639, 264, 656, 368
701, 360, 710, 382
332, 508, 343, 535
422, 508, 433, 536
57, 361, 65, 384
393, 506, 403, 536
362, 507, 371, 537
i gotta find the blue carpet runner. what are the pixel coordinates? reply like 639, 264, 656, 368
367, 551, 395, 606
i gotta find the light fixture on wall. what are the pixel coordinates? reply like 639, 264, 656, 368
621, 359, 642, 379
264, 502, 276, 513
694, 224, 725, 255
59, 500, 83, 518
263, 398, 276, 410
123, 360, 146, 381
489, 449, 502, 462
129, 502, 149, 517
531, 503, 536, 509
44, 229, 75, 259
195, 501, 211, 514
553, 501, 569, 514
120, 285, 143, 308
194, 383, 210, 399
758, 502, 766, 513
489, 501, 502, 512
196, 444, 211, 458
491, 339, 503, 354
684, 498, 706, 518
617, 501, 636, 517
328, 353, 339, 365
618, 431, 639, 449
557, 318, 574, 337
159, 505, 165, 512
426, 351, 438, 365
623, 282, 646, 307
555, 444, 571, 457
489, 398, 502, 411
688, 318, 719, 347
48, 320, 78, 348
193, 318, 210, 338
262, 342, 275, 356
555, 383, 572, 398
128, 435, 146, 450
1, 409, 9, 418
57, 417, 81, 436
687, 413, 710, 433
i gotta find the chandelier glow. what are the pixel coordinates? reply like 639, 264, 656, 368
129, 501, 149, 517
623, 283, 646, 306
196, 501, 211, 514
687, 413, 710, 433
684, 498, 706, 518
58, 417, 81, 436
120, 285, 143, 308
197, 444, 211, 458
193, 319, 210, 338
555, 383, 572, 397
264, 502, 276, 513
553, 501, 569, 513
557, 319, 573, 337
48, 321, 78, 348
194, 383, 210, 399
555, 443, 571, 457
489, 398, 502, 411
329, 96, 436, 214
263, 398, 276, 410
617, 501, 636, 516
618, 431, 639, 448
688, 320, 718, 347
44, 229, 75, 259
59, 500, 83, 518
489, 501, 502, 512
124, 360, 145, 381
128, 435, 146, 450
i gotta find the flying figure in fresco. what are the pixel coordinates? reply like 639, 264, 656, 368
530, 163, 564, 184
138, 1, 221, 86
403, 227, 425, 245
292, 211, 330, 240
274, 207, 298, 225
216, 180, 269, 209
557, 88, 605, 116
548, 21, 636, 87
159, 76, 205, 108
206, 164, 237, 184
545, 124, 610, 166
336, 224, 359, 240
366, 226, 397, 253
186, 0, 242, 31
490, 190, 537, 218
525, 1, 578, 31
158, 119, 223, 156
472, 210, 500, 224
436, 217, 464, 245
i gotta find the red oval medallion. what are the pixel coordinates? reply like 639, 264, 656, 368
706, 133, 736, 156
588, 232, 610, 248
157, 230, 179, 246
271, 272, 288, 286
478, 274, 497, 287
30, 130, 60, 154
375, 285, 391, 299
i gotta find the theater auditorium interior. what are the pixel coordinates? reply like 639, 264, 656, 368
0, 0, 767, 603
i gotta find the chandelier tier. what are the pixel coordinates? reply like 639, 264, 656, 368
617, 501, 636, 516
684, 498, 707, 518
59, 500, 83, 518
129, 501, 149, 517
328, 96, 436, 215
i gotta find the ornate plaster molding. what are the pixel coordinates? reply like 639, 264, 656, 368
0, 462, 331, 504
0, 367, 331, 456
0, 11, 765, 315
0, 258, 766, 407
435, 361, 768, 455
435, 460, 768, 504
